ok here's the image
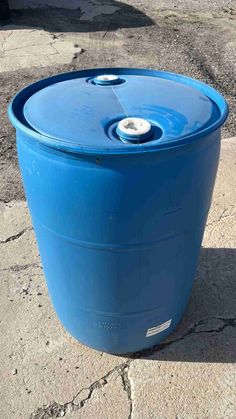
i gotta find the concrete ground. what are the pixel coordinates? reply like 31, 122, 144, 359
0, 1, 236, 418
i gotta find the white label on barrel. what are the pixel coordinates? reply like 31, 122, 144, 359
146, 319, 172, 337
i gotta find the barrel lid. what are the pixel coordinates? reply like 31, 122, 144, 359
10, 68, 228, 154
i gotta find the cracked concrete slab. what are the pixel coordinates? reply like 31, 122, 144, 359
129, 337, 236, 418
0, 26, 124, 73
1, 0, 141, 72
0, 228, 38, 270
0, 200, 31, 241
0, 262, 128, 418
55, 369, 131, 419
0, 27, 83, 71
29, 365, 131, 418
0, 138, 235, 418
129, 317, 236, 417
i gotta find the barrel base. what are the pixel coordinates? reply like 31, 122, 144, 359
54, 305, 187, 355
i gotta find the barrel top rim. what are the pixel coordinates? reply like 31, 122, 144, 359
8, 67, 228, 155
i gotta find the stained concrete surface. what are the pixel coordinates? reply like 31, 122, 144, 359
0, 138, 235, 418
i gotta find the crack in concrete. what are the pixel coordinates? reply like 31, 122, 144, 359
71, 362, 133, 414
30, 361, 130, 418
2, 42, 56, 52
4, 30, 13, 41
207, 207, 236, 226
131, 316, 236, 359
120, 365, 133, 419
30, 315, 236, 418
207, 208, 228, 227
0, 263, 41, 273
1, 30, 13, 53
1, 31, 70, 59
206, 207, 236, 241
49, 40, 61, 56
0, 227, 33, 244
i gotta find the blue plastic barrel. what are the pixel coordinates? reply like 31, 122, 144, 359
8, 68, 228, 354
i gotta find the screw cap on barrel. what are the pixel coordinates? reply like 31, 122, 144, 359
94, 74, 121, 85
117, 117, 152, 143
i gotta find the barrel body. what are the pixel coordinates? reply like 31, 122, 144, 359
16, 129, 220, 354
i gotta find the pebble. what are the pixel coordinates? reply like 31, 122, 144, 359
12, 368, 17, 375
